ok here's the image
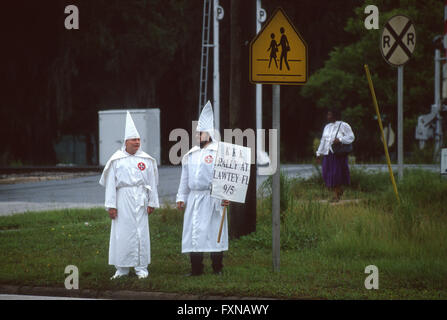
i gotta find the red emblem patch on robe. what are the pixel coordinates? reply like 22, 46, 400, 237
138, 162, 146, 171
204, 155, 213, 164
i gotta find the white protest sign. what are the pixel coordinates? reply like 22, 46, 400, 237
211, 142, 251, 203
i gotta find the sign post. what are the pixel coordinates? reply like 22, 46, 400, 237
380, 15, 416, 180
250, 7, 307, 272
213, 0, 224, 133
397, 66, 404, 180
441, 148, 447, 175
272, 84, 280, 271
255, 0, 269, 170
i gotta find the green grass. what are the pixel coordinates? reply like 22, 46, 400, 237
0, 169, 446, 299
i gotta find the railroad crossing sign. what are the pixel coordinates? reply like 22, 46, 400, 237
250, 7, 307, 85
380, 15, 416, 66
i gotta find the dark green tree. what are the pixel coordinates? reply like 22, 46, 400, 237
302, 0, 443, 161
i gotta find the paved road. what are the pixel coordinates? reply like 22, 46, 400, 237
0, 164, 439, 216
0, 166, 183, 216
0, 294, 98, 300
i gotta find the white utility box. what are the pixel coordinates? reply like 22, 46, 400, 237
98, 109, 161, 166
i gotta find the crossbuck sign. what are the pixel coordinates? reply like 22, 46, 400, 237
380, 15, 416, 66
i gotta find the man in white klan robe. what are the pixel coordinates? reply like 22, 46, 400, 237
176, 101, 229, 276
99, 111, 159, 279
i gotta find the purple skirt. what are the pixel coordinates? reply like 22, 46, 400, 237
322, 152, 350, 188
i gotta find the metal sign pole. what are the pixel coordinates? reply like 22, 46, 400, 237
248, 7, 306, 272
434, 49, 443, 161
272, 84, 280, 272
398, 65, 404, 180
256, 0, 263, 172
379, 15, 416, 180
213, 0, 220, 133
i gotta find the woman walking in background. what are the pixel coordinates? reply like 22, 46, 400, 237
316, 109, 355, 202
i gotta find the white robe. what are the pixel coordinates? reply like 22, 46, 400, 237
99, 149, 159, 267
176, 142, 228, 253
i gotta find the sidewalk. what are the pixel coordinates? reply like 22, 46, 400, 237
0, 284, 275, 300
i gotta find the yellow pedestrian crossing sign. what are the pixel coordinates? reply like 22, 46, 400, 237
250, 8, 307, 85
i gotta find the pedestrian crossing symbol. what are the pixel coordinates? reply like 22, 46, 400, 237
250, 7, 307, 85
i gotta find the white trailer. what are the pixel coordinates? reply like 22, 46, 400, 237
98, 109, 161, 166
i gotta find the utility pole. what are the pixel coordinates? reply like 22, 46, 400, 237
229, 0, 257, 238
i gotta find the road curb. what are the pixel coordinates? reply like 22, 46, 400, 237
0, 284, 275, 300
0, 172, 99, 185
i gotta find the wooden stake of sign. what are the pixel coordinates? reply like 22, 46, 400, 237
217, 206, 227, 243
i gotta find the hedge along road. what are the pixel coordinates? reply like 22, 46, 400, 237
0, 164, 439, 216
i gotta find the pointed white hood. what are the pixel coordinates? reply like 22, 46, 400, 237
196, 101, 215, 140
124, 111, 140, 141
99, 110, 159, 188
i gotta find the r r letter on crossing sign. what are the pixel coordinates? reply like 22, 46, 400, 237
380, 15, 416, 66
